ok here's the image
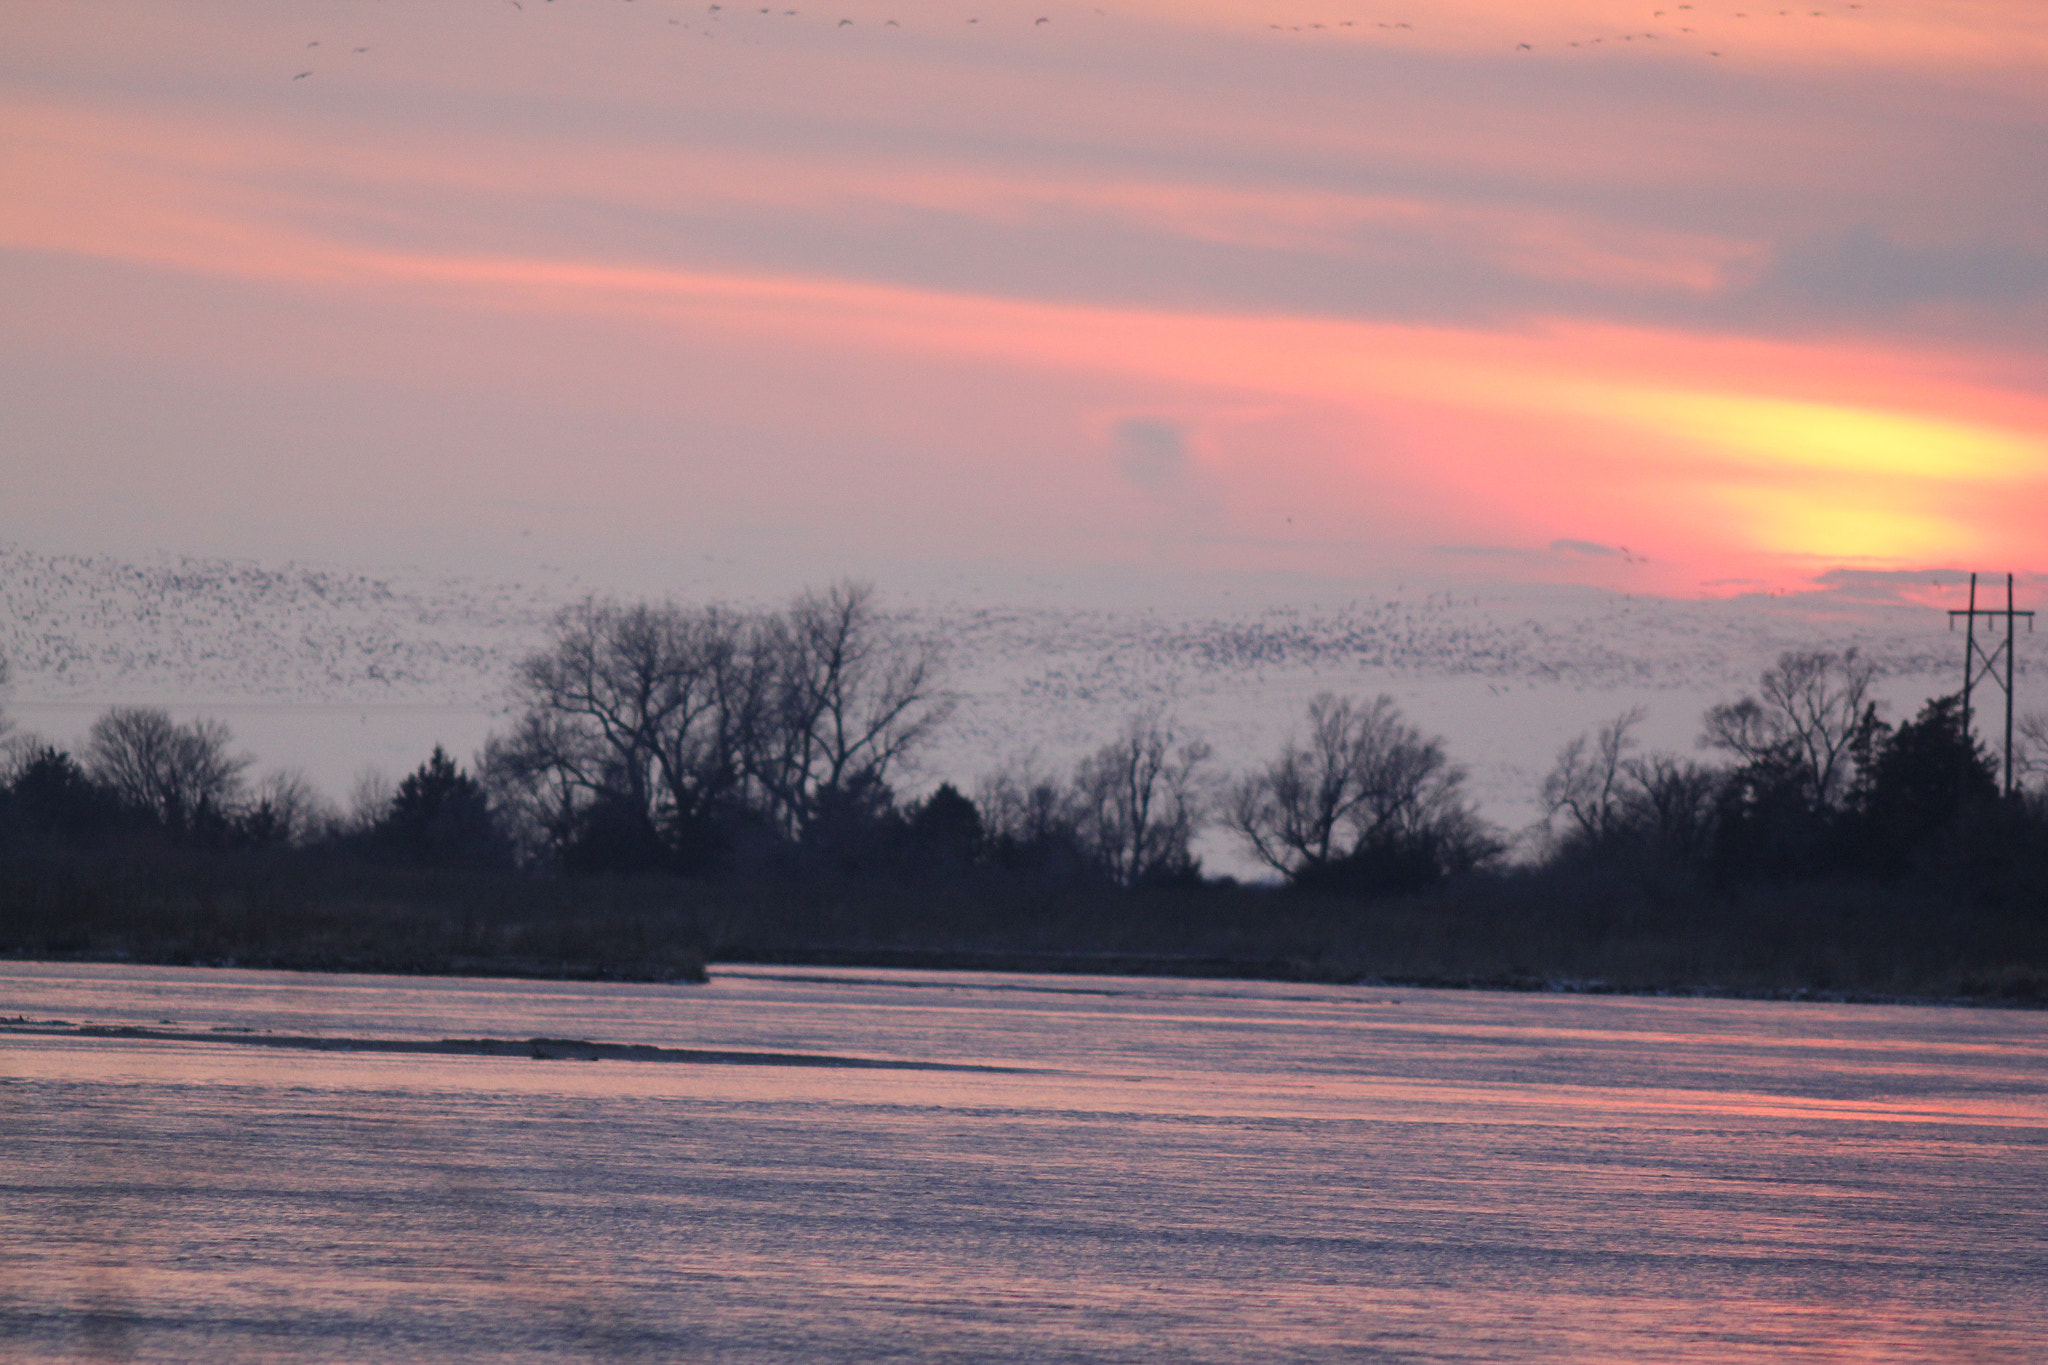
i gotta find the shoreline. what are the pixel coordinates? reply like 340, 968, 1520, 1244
7, 947, 2044, 1011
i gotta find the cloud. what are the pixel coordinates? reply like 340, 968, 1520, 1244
1114, 418, 1188, 489
1549, 538, 1621, 558
6, 1, 2048, 596
1799, 566, 2048, 607
1435, 540, 1640, 567
1757, 226, 2048, 313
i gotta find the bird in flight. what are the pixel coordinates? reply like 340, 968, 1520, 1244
293, 70, 312, 79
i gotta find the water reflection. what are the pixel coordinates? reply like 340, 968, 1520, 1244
3, 963, 2044, 1362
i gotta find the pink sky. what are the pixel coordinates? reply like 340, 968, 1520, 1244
4, 0, 2046, 602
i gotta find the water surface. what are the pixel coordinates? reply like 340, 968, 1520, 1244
3, 962, 2043, 1362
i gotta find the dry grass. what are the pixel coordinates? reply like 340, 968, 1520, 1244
5, 844, 2043, 1004
0, 845, 707, 982
685, 863, 2047, 1004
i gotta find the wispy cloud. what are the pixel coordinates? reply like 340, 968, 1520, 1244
3, 0, 2045, 592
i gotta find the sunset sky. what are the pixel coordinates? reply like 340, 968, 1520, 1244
4, 0, 2046, 602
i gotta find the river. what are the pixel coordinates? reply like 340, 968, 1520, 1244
3, 962, 2043, 1362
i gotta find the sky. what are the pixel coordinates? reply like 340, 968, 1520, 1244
4, 0, 2047, 605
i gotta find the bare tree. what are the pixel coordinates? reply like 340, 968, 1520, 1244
1227, 693, 1488, 880
346, 768, 398, 836
1624, 753, 1724, 862
2017, 711, 2048, 788
487, 583, 947, 863
85, 707, 249, 833
242, 769, 335, 847
1539, 706, 1725, 863
756, 581, 950, 836
480, 711, 588, 858
1701, 649, 1876, 807
1540, 707, 1646, 842
1070, 709, 1212, 886
976, 757, 1081, 849
1227, 695, 1377, 873
487, 597, 770, 853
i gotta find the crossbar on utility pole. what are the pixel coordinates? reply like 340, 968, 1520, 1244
1948, 572, 2034, 797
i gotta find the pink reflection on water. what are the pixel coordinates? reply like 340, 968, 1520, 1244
4, 963, 2045, 1363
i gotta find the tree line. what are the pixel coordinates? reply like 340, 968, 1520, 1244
3, 588, 2045, 909
1538, 648, 2046, 891
0, 584, 1496, 895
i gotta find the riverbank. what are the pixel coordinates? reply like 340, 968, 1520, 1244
711, 946, 2048, 1008
5, 844, 2044, 1005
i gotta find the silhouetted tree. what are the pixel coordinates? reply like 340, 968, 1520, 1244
1228, 693, 1496, 893
1710, 748, 1829, 881
1541, 711, 1721, 868
1070, 709, 1211, 887
1622, 754, 1724, 866
560, 790, 676, 876
2018, 710, 2048, 790
976, 761, 1097, 881
3, 747, 131, 844
84, 707, 249, 840
789, 770, 904, 876
756, 581, 951, 840
1701, 649, 1875, 809
485, 597, 773, 872
487, 584, 946, 873
906, 782, 984, 867
1541, 707, 1647, 847
1846, 694, 1999, 874
370, 746, 511, 869
236, 769, 331, 849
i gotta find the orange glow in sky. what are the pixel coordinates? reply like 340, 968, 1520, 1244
2, 0, 2045, 598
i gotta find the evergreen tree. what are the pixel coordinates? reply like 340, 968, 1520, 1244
1848, 694, 1999, 874
371, 746, 511, 869
4, 748, 131, 844
1711, 749, 1831, 881
907, 783, 984, 867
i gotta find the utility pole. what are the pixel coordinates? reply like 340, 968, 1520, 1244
1948, 572, 2034, 797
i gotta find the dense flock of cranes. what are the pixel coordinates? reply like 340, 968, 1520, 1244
0, 546, 1957, 823
1, 547, 1948, 710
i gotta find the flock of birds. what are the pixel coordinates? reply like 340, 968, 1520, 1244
1, 546, 1956, 711
291, 39, 370, 78
3, 545, 1917, 708
0, 549, 544, 708
284, 0, 1879, 79
1263, 1, 1868, 58
1525, 1, 1868, 58
289, 1, 1119, 77
0, 545, 1960, 819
